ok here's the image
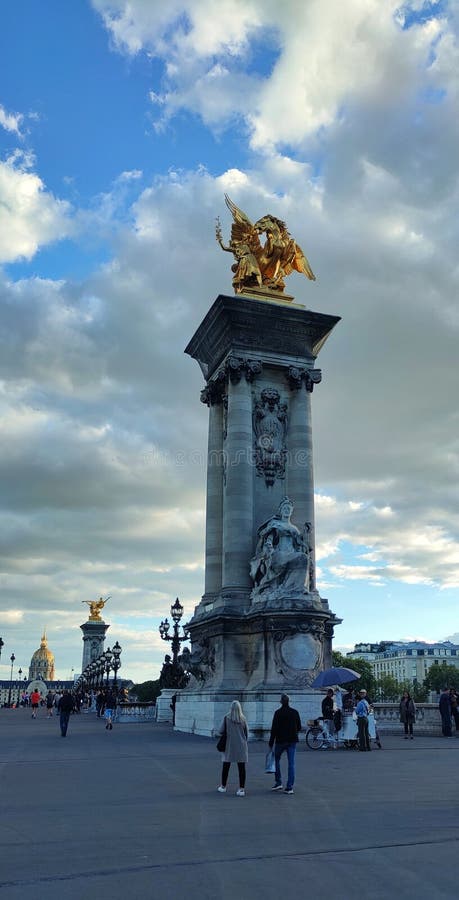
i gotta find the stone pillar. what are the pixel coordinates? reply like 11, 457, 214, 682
286, 367, 321, 588
222, 358, 254, 601
80, 621, 109, 671
201, 389, 224, 596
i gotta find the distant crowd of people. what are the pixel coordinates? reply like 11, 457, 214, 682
18, 686, 122, 736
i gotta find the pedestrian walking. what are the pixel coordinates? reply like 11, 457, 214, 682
30, 689, 41, 718
96, 690, 104, 718
439, 686, 452, 736
268, 693, 302, 794
217, 700, 248, 796
58, 690, 74, 737
104, 690, 117, 730
399, 691, 416, 739
355, 689, 371, 751
46, 691, 55, 718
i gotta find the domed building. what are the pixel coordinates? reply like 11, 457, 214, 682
29, 631, 55, 681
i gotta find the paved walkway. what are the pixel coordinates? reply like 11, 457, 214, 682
0, 707, 458, 899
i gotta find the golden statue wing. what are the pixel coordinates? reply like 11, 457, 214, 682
283, 239, 316, 281
224, 194, 261, 253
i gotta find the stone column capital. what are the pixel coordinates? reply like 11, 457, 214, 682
225, 355, 263, 385
287, 366, 322, 392
200, 370, 226, 405
201, 357, 262, 401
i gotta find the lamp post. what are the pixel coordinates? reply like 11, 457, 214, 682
98, 653, 106, 689
0, 636, 4, 665
17, 668, 22, 708
7, 653, 15, 708
111, 641, 122, 693
159, 598, 188, 667
104, 647, 113, 687
159, 598, 189, 689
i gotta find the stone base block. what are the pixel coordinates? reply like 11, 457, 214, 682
156, 689, 176, 723
174, 688, 324, 740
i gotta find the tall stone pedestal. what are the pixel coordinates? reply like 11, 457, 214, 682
175, 293, 341, 737
80, 620, 109, 671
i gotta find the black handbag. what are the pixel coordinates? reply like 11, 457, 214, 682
216, 717, 227, 752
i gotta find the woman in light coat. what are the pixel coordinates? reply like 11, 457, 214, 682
217, 700, 249, 796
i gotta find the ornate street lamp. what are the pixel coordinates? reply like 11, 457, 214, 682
159, 598, 189, 686
17, 668, 22, 707
111, 641, 122, 692
104, 647, 113, 687
98, 653, 106, 688
7, 653, 15, 708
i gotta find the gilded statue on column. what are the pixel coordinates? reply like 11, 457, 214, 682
82, 596, 109, 621
216, 194, 315, 296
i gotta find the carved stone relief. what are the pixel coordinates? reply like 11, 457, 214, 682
271, 621, 325, 686
273, 622, 324, 687
253, 388, 288, 486
187, 637, 216, 684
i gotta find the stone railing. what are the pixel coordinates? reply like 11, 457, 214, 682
373, 703, 443, 735
114, 702, 156, 723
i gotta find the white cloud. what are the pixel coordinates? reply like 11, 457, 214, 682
0, 104, 24, 136
92, 0, 455, 153
1, 1, 459, 675
0, 152, 74, 263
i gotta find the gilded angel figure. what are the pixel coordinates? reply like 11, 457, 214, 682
216, 194, 315, 295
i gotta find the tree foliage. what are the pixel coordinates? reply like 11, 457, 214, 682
132, 679, 161, 702
332, 651, 376, 696
375, 675, 402, 702
423, 664, 459, 693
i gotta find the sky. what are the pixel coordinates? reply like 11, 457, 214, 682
0, 0, 458, 685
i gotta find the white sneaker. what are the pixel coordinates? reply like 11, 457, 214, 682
217, 786, 227, 793
236, 789, 245, 796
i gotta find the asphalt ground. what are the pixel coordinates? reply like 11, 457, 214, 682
0, 707, 458, 900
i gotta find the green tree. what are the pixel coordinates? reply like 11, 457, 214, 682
409, 681, 429, 702
133, 679, 161, 702
332, 651, 376, 696
375, 675, 402, 702
423, 664, 459, 694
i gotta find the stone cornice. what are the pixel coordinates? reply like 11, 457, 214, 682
185, 294, 341, 380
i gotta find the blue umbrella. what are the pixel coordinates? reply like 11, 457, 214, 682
311, 667, 361, 688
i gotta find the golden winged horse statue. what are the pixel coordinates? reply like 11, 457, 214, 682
216, 194, 315, 296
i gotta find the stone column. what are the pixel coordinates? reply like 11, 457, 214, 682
287, 367, 321, 589
222, 358, 254, 601
202, 391, 224, 595
80, 621, 109, 671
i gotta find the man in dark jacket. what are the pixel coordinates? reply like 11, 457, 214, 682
439, 687, 452, 737
58, 690, 74, 737
268, 694, 302, 794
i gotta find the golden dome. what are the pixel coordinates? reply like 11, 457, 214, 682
31, 632, 54, 662
29, 631, 55, 681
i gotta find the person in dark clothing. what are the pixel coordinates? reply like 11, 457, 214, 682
170, 693, 177, 726
449, 690, 459, 732
439, 687, 452, 736
58, 690, 74, 737
96, 691, 104, 718
321, 689, 337, 749
268, 694, 302, 794
399, 691, 416, 739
